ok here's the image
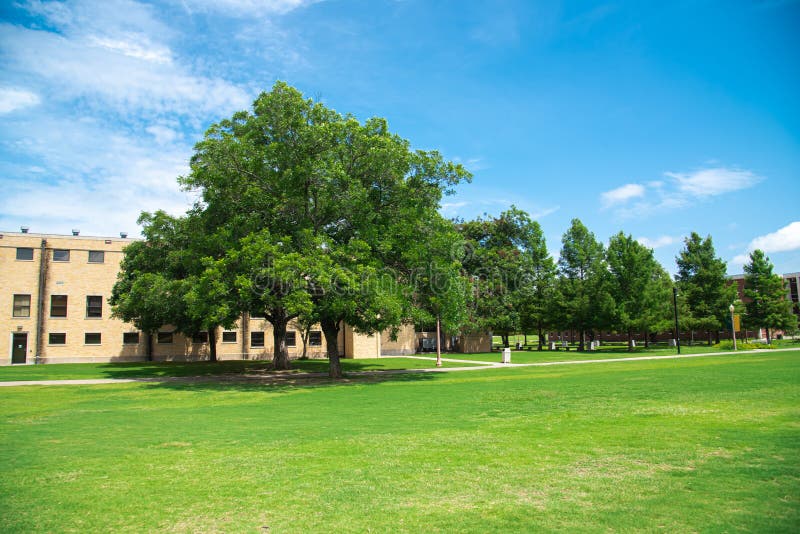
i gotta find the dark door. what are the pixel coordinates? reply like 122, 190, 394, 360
12, 333, 27, 364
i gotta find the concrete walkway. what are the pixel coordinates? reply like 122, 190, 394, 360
0, 347, 795, 387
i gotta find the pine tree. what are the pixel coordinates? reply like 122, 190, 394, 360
675, 233, 737, 345
743, 250, 796, 343
557, 219, 614, 351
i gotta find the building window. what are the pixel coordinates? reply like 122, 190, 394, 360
85, 332, 101, 345
86, 296, 103, 318
286, 331, 297, 347
157, 331, 173, 344
49, 333, 66, 345
123, 332, 140, 344
12, 294, 31, 317
88, 250, 105, 263
16, 247, 34, 261
192, 332, 209, 344
309, 331, 323, 346
50, 295, 68, 317
222, 331, 237, 343
251, 331, 265, 347
53, 249, 70, 262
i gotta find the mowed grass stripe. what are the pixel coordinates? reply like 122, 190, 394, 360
1, 352, 798, 532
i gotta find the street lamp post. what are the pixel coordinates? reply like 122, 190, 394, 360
729, 304, 737, 350
673, 287, 681, 354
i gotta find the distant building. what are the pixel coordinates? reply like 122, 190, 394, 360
3, 229, 460, 365
727, 272, 800, 334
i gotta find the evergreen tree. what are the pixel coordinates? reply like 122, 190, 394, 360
675, 233, 737, 344
517, 219, 557, 350
743, 250, 796, 343
607, 233, 672, 351
557, 219, 614, 351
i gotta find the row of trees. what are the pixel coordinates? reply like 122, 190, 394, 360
456, 208, 796, 350
110, 82, 797, 378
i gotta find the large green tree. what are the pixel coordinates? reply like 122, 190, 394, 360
556, 219, 614, 351
181, 82, 469, 375
675, 233, 737, 344
742, 250, 796, 343
110, 211, 239, 361
607, 233, 672, 350
459, 207, 540, 347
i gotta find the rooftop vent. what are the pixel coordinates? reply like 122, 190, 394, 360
20, 226, 29, 233
120, 232, 128, 238
72, 229, 80, 236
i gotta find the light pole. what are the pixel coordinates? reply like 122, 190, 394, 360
729, 304, 737, 350
673, 287, 681, 354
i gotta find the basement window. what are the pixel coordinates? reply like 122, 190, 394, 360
192, 332, 209, 344
222, 331, 237, 343
85, 332, 101, 345
123, 332, 140, 344
309, 331, 323, 346
250, 331, 265, 348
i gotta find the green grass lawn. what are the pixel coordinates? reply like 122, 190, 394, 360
444, 342, 781, 365
0, 357, 477, 382
2, 352, 799, 532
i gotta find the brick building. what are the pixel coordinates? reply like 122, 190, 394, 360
1, 229, 434, 365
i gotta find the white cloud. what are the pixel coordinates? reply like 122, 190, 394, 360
146, 124, 179, 144
748, 221, 800, 253
0, 114, 194, 237
637, 235, 677, 249
666, 167, 762, 196
180, 0, 321, 16
0, 88, 40, 113
607, 166, 763, 219
0, 23, 250, 118
600, 183, 645, 208
730, 221, 800, 267
89, 35, 172, 64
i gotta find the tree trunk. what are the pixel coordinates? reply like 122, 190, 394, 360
627, 329, 633, 352
579, 330, 585, 351
502, 333, 509, 348
766, 328, 772, 345
208, 327, 217, 362
321, 317, 342, 379
714, 330, 720, 344
436, 315, 442, 367
644, 329, 650, 349
524, 332, 527, 346
272, 312, 291, 370
537, 320, 543, 351
146, 332, 153, 362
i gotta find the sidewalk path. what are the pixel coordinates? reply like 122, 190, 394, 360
0, 348, 794, 387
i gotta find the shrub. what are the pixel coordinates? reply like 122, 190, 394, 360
717, 340, 775, 351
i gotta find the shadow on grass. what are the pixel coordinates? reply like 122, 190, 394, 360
131, 365, 442, 394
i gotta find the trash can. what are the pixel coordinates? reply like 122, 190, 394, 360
502, 347, 511, 364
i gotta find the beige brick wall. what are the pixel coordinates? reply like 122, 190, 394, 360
2, 230, 420, 364
380, 324, 416, 355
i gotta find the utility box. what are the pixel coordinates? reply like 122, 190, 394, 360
502, 347, 511, 364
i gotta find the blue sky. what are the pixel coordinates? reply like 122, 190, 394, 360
1, 0, 798, 275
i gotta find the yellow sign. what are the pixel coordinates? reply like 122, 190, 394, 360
734, 314, 741, 331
